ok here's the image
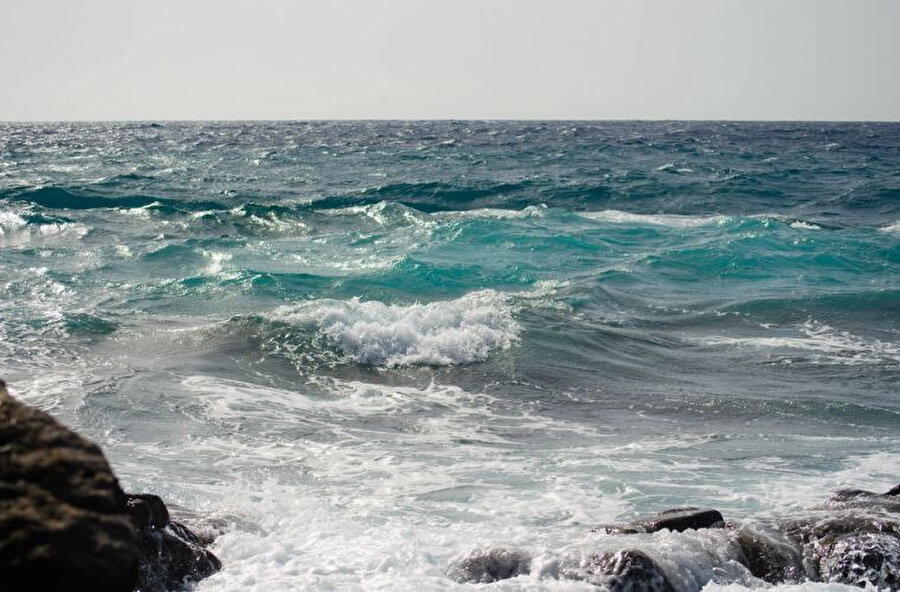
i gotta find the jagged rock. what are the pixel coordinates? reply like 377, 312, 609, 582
127, 493, 222, 592
563, 549, 676, 592
0, 379, 138, 592
812, 532, 900, 589
0, 380, 221, 592
448, 546, 531, 583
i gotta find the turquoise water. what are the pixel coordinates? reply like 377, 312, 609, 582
1, 121, 898, 591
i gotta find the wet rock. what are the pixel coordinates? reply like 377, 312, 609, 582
563, 549, 676, 592
0, 380, 221, 592
775, 507, 900, 590
734, 522, 806, 584
603, 507, 726, 534
812, 532, 900, 589
448, 546, 531, 583
0, 380, 138, 592
822, 488, 900, 513
128, 493, 222, 592
887, 484, 900, 497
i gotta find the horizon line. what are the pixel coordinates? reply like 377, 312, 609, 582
3, 117, 900, 124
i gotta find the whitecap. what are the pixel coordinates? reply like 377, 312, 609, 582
437, 204, 548, 221
699, 320, 900, 365
579, 210, 729, 228
789, 220, 821, 230
0, 210, 27, 235
880, 220, 900, 234
318, 201, 435, 229
202, 250, 233, 276
271, 290, 519, 366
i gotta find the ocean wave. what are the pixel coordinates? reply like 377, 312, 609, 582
437, 204, 548, 220
271, 290, 519, 366
0, 209, 87, 245
789, 220, 822, 230
881, 220, 900, 234
318, 200, 435, 229
699, 320, 900, 365
579, 209, 730, 228
6, 185, 227, 212
580, 210, 830, 232
0, 210, 27, 235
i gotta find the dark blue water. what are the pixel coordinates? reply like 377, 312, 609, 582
1, 121, 898, 591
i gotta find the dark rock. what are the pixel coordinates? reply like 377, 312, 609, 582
812, 532, 900, 589
563, 549, 676, 592
640, 507, 725, 533
124, 492, 222, 592
0, 381, 221, 592
734, 522, 806, 583
885, 484, 900, 497
774, 504, 900, 589
126, 493, 170, 529
448, 546, 531, 583
604, 507, 726, 534
0, 381, 138, 592
822, 488, 900, 513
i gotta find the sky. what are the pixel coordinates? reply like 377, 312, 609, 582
2, 0, 899, 121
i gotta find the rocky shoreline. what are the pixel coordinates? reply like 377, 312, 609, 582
451, 488, 900, 590
0, 380, 220, 592
2, 376, 898, 591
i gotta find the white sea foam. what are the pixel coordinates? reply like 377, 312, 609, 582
438, 204, 548, 220
580, 209, 729, 228
203, 250, 233, 276
230, 205, 309, 233
880, 220, 900, 234
272, 290, 519, 366
789, 220, 821, 230
699, 320, 900, 365
0, 210, 87, 245
0, 210, 27, 235
118, 201, 161, 219
320, 201, 435, 229
656, 162, 694, 174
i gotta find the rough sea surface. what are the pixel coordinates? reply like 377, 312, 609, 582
1, 121, 898, 591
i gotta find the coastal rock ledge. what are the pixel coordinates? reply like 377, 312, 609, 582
0, 379, 220, 592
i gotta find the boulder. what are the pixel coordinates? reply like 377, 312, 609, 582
562, 549, 676, 592
734, 522, 806, 583
0, 380, 221, 592
126, 493, 222, 592
0, 379, 138, 592
448, 546, 531, 583
601, 507, 726, 534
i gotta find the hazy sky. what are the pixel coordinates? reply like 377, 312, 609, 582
3, 0, 899, 121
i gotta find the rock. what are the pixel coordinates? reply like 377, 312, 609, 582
603, 507, 726, 534
887, 484, 900, 497
126, 493, 222, 592
812, 532, 900, 589
776, 507, 900, 589
448, 546, 531, 583
562, 549, 676, 592
0, 379, 138, 592
734, 522, 806, 583
0, 380, 221, 592
822, 488, 900, 513
639, 507, 726, 533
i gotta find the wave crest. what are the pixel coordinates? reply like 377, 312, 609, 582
273, 290, 518, 366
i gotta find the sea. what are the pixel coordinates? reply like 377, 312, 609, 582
0, 121, 898, 591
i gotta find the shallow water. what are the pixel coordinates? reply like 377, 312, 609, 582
1, 121, 898, 590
